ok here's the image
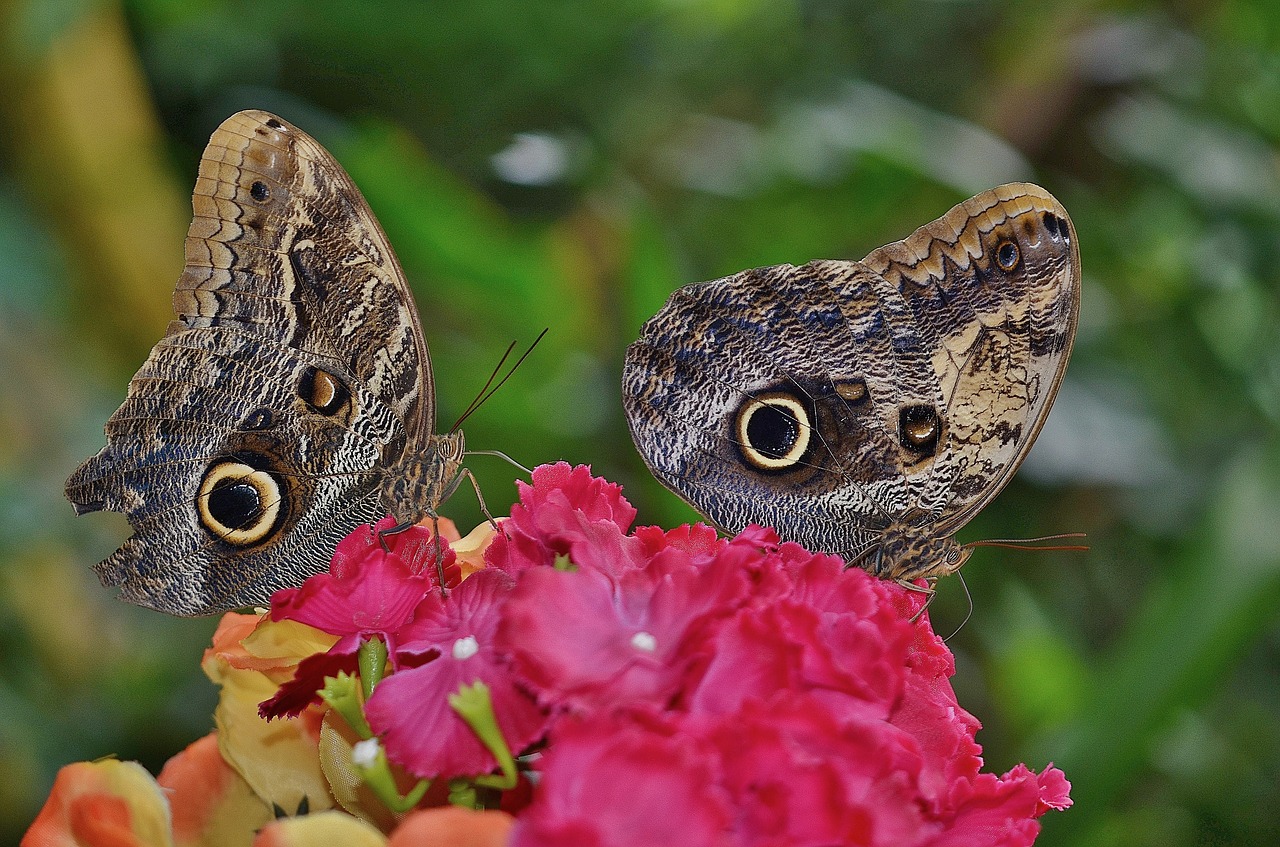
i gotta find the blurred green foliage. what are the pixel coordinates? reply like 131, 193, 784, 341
1, 0, 1279, 844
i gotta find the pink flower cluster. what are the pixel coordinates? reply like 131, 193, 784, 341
264, 463, 1070, 846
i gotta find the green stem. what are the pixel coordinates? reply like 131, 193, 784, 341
353, 739, 431, 814
358, 636, 388, 700
448, 681, 519, 792
319, 672, 372, 739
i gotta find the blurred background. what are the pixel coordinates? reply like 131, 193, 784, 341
1, 0, 1278, 844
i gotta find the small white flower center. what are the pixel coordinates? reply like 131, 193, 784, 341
630, 631, 657, 653
352, 738, 381, 768
453, 635, 480, 660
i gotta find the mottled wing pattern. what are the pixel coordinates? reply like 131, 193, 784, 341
860, 183, 1081, 536
623, 183, 1080, 576
177, 111, 432, 433
624, 257, 951, 562
65, 111, 435, 615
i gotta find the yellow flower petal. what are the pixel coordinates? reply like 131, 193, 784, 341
203, 617, 334, 817
156, 733, 271, 847
252, 811, 387, 847
318, 714, 403, 832
240, 620, 339, 673
452, 520, 503, 579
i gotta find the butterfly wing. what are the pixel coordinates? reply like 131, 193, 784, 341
179, 111, 434, 429
623, 257, 938, 561
860, 182, 1081, 537
623, 183, 1080, 569
66, 111, 434, 615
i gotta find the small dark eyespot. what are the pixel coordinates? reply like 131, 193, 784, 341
1042, 212, 1060, 237
899, 405, 941, 456
250, 181, 270, 202
995, 240, 1020, 272
299, 366, 350, 415
243, 408, 274, 430
266, 118, 284, 130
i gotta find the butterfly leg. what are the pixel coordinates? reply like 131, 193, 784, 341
470, 472, 500, 532
428, 512, 446, 594
447, 467, 500, 532
376, 517, 450, 596
377, 524, 404, 553
897, 577, 938, 624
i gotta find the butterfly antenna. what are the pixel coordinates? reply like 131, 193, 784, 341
928, 533, 1084, 636
965, 532, 1088, 553
449, 329, 549, 433
466, 449, 532, 475
450, 341, 517, 431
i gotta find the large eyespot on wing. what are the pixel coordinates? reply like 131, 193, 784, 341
623, 262, 929, 562
176, 110, 434, 444
195, 457, 287, 547
64, 328, 397, 615
860, 182, 1082, 530
733, 391, 814, 472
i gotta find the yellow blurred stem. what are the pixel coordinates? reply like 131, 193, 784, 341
0, 0, 186, 359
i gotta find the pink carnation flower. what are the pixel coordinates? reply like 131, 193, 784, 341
486, 463, 645, 577
365, 569, 547, 779
491, 464, 1071, 845
246, 462, 1069, 844
508, 709, 733, 847
260, 516, 454, 719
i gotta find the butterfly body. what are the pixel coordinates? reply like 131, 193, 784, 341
380, 432, 467, 525
865, 521, 970, 583
623, 184, 1080, 581
67, 111, 459, 616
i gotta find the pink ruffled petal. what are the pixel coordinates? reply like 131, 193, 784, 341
366, 569, 547, 778
270, 552, 430, 637
1036, 765, 1073, 813
367, 657, 545, 778
510, 711, 731, 847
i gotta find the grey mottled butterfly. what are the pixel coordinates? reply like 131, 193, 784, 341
67, 110, 471, 616
623, 183, 1080, 585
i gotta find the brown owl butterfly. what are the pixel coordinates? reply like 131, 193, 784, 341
67, 110, 470, 616
623, 183, 1081, 586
